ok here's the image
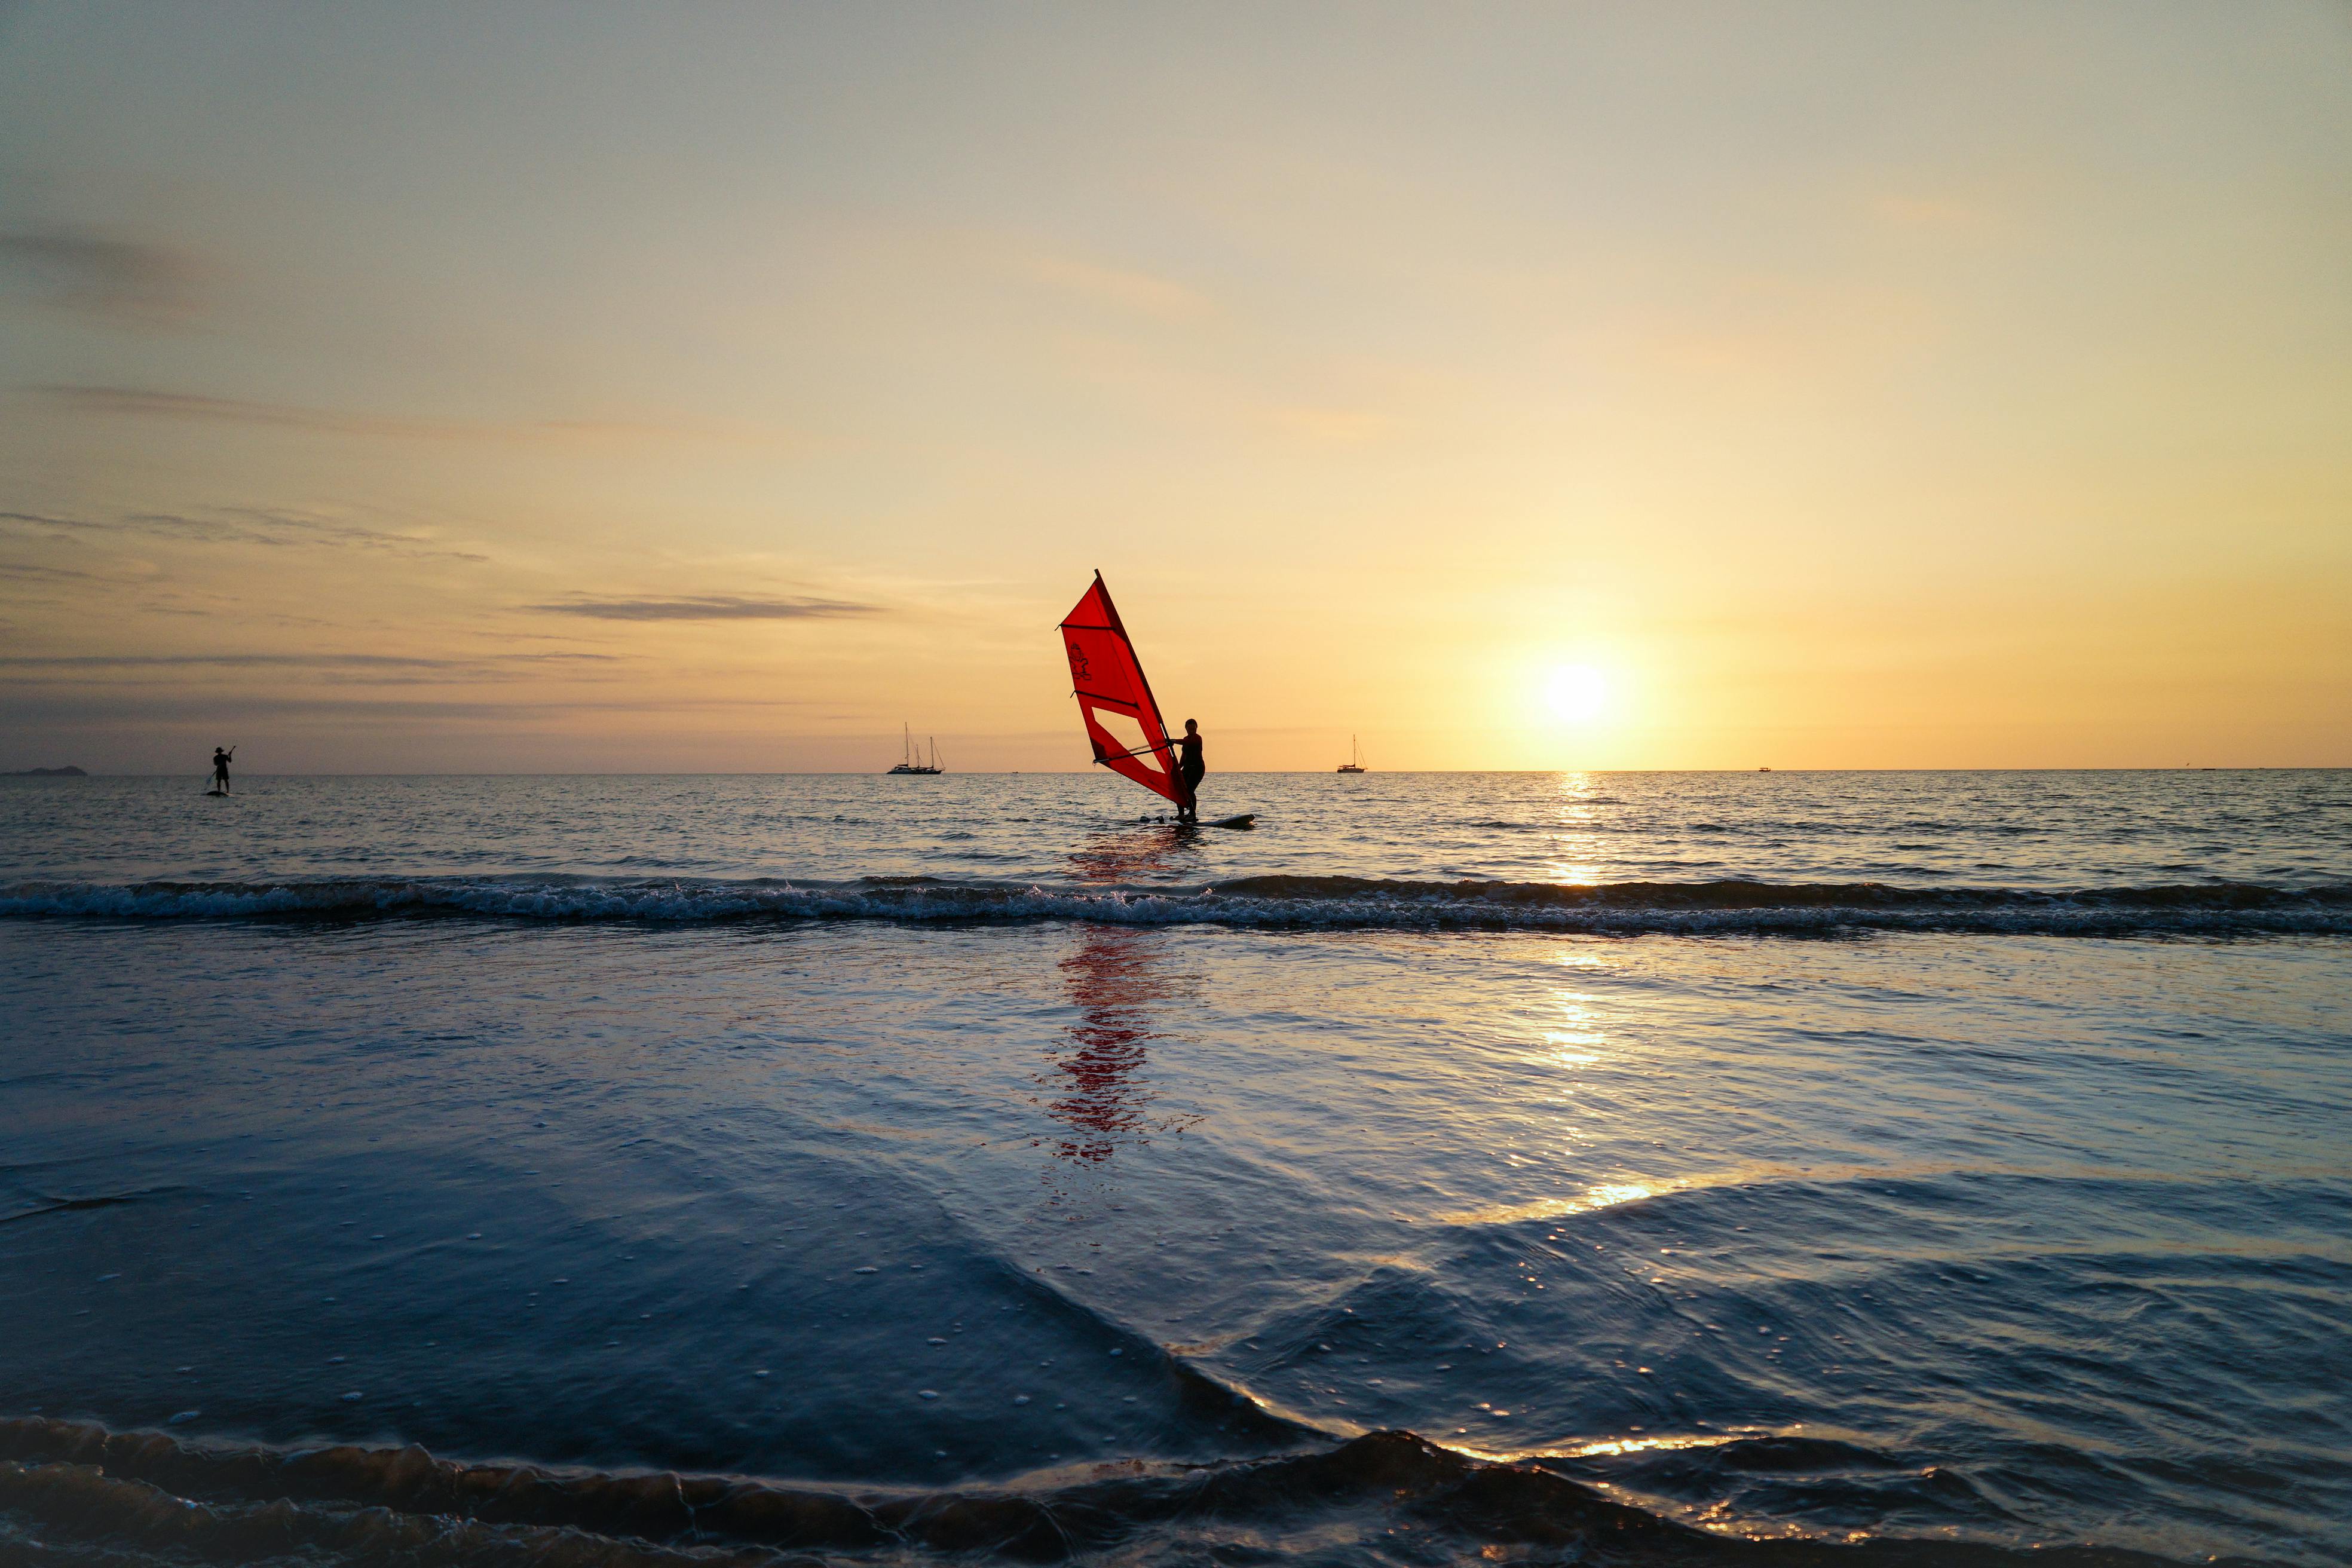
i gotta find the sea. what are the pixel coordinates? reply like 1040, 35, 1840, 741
2, 769, 2347, 1567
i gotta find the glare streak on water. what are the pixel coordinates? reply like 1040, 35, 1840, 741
1, 770, 2348, 1567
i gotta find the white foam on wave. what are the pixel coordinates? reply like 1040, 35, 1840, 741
2, 875, 2348, 936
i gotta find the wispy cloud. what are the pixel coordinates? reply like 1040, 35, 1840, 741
0, 561, 97, 583
0, 509, 105, 532
35, 385, 796, 449
0, 653, 607, 671
39, 384, 540, 440
0, 651, 625, 688
0, 227, 204, 326
1017, 252, 1214, 320
1, 692, 818, 725
0, 505, 488, 563
529, 595, 884, 621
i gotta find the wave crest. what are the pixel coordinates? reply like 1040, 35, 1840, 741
0, 1417, 2202, 1567
2, 874, 2347, 936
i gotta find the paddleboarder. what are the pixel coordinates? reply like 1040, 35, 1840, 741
1177, 719, 1203, 823
210, 745, 234, 794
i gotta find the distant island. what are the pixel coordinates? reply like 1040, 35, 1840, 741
7, 765, 87, 777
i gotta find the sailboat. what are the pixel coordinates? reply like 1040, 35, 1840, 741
1058, 572, 1251, 828
885, 724, 943, 776
1336, 735, 1367, 774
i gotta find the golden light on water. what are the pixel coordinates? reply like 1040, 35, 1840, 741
1443, 1429, 1762, 1468
1544, 975, 1608, 1068
1428, 1181, 1667, 1229
1577, 1182, 1659, 1210
1545, 771, 1608, 884
1557, 1432, 1747, 1460
1544, 1027, 1603, 1071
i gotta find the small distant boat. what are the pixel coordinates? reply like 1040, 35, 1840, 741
1759, 766, 1772, 772
886, 724, 943, 776
1336, 735, 1368, 774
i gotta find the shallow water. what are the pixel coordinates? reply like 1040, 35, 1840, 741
3, 771, 2348, 1566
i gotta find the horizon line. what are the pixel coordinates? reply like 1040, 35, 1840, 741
10, 765, 2333, 779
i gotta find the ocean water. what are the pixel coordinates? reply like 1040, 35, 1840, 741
2, 770, 2348, 1567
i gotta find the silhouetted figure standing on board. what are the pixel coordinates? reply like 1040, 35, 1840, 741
1176, 720, 1203, 824
211, 746, 234, 794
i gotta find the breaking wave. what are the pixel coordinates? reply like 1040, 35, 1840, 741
2, 874, 2348, 936
0, 1416, 2210, 1567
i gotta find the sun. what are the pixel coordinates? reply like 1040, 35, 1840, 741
1543, 664, 1610, 724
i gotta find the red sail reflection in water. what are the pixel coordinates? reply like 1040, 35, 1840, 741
1040, 831, 1206, 1169
1047, 924, 1191, 1163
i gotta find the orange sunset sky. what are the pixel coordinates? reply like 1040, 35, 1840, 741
2, 3, 2347, 773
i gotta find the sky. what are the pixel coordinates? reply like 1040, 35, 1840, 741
1, 1, 2346, 773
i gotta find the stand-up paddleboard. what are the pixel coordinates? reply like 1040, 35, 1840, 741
206, 789, 228, 796
1059, 571, 1250, 826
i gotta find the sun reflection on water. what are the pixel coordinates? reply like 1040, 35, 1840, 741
1430, 1180, 1671, 1229
1439, 1429, 1754, 1468
1558, 1431, 1747, 1460
1541, 942, 1615, 1066
1544, 988, 1607, 1068
1546, 770, 1609, 885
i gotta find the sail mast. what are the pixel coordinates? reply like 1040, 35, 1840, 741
1092, 572, 1174, 762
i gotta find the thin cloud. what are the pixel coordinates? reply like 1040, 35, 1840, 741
36, 385, 795, 449
0, 509, 105, 532
1, 653, 465, 671
1018, 252, 1214, 320
0, 227, 203, 326
496, 651, 625, 663
1, 692, 819, 725
40, 385, 503, 440
0, 504, 488, 563
529, 595, 884, 621
0, 651, 620, 673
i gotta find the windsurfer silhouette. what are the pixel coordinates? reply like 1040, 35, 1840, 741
1176, 720, 1203, 823
210, 745, 234, 794
1059, 575, 1242, 826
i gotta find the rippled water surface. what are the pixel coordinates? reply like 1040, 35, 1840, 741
2, 771, 2348, 1566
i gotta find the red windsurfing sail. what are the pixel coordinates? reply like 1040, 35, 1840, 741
1059, 572, 1184, 806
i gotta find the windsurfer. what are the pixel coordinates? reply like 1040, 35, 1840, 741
1177, 720, 1203, 823
1059, 573, 1219, 823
